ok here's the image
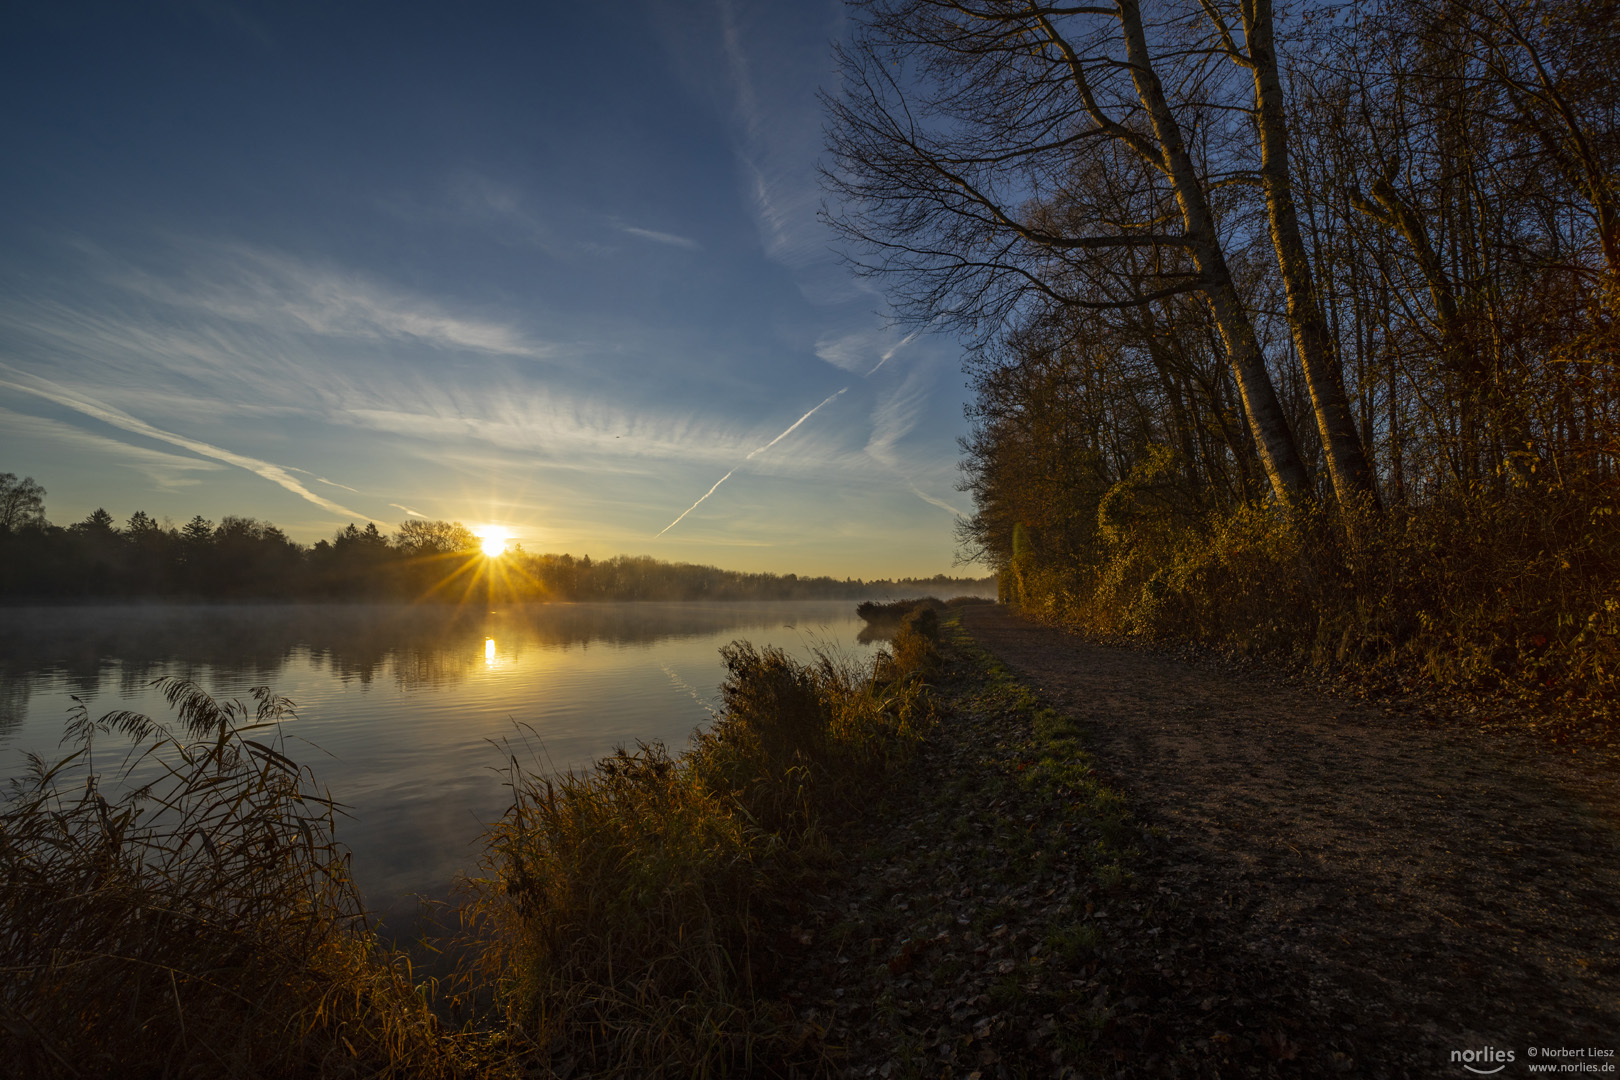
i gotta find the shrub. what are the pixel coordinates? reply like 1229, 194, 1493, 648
855, 596, 944, 623
1009, 481, 1619, 742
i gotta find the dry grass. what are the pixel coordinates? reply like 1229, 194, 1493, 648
461, 631, 939, 1078
0, 678, 471, 1079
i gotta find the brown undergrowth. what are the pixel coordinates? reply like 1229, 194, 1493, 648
1006, 480, 1620, 746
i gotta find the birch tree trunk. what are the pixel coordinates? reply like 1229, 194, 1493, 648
1117, 0, 1312, 504
1240, 0, 1382, 506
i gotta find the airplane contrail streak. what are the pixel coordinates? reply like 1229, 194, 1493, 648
654, 468, 736, 537
655, 387, 847, 536
908, 483, 966, 517
866, 330, 918, 377
744, 387, 846, 460
316, 476, 361, 493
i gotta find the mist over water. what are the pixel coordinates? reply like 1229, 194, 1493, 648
0, 601, 876, 932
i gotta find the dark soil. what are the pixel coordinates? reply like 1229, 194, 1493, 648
790, 606, 1620, 1079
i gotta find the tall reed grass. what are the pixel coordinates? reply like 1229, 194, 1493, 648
462, 628, 939, 1077
0, 678, 466, 1079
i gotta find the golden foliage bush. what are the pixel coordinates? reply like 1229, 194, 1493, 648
1016, 481, 1619, 742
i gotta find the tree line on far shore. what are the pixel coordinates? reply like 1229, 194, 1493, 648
0, 476, 989, 603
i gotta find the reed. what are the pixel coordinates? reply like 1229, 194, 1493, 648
462, 630, 938, 1077
0, 678, 469, 1078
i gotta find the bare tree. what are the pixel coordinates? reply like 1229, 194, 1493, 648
0, 473, 46, 531
1200, 0, 1382, 504
825, 0, 1317, 503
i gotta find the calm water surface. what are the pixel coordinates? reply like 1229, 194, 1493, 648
0, 601, 877, 929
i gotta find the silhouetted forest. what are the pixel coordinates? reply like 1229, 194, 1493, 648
827, 0, 1617, 735
0, 482, 990, 603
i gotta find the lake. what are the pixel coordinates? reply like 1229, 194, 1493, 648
0, 601, 880, 934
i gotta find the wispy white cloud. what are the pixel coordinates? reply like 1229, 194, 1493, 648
390, 502, 428, 518
864, 364, 932, 469
23, 234, 550, 361
0, 241, 559, 432
815, 327, 920, 376
0, 293, 306, 404
0, 405, 226, 491
426, 445, 657, 478
618, 225, 701, 250
341, 378, 868, 479
89, 240, 554, 360
716, 0, 830, 272
0, 371, 386, 524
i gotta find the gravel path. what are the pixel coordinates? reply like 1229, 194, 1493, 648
959, 604, 1620, 1074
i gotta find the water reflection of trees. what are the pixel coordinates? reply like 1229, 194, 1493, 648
0, 677, 30, 739
0, 601, 872, 695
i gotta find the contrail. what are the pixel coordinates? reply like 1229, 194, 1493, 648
908, 483, 966, 517
286, 466, 360, 493
866, 329, 918, 377
655, 387, 847, 537
743, 387, 847, 462
654, 468, 737, 537
390, 503, 429, 518
0, 371, 387, 524
317, 476, 360, 493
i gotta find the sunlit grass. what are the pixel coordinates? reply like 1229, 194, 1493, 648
1, 615, 945, 1076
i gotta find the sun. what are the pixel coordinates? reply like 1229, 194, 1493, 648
475, 527, 509, 558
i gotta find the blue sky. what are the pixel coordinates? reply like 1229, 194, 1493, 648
0, 0, 975, 578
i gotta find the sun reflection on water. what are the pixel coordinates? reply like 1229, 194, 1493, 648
484, 637, 496, 668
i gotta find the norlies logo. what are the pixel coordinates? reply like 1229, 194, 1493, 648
1454, 1047, 1517, 1074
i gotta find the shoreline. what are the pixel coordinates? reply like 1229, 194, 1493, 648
7, 603, 1615, 1076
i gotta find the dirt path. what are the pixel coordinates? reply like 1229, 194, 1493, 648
960, 604, 1620, 1071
